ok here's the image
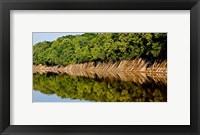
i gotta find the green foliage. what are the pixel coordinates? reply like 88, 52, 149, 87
33, 33, 167, 66
33, 73, 167, 102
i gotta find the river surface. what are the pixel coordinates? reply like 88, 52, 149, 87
33, 73, 167, 102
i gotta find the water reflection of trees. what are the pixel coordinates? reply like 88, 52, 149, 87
33, 73, 167, 102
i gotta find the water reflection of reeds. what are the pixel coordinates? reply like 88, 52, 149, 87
33, 59, 167, 84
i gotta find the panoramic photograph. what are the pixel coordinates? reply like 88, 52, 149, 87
33, 32, 167, 102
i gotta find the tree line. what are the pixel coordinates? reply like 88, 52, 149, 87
33, 33, 167, 66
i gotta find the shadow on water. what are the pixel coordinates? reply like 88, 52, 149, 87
33, 72, 167, 102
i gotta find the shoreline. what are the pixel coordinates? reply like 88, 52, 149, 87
33, 59, 167, 84
33, 59, 167, 74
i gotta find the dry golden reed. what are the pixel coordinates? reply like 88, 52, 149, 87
33, 59, 167, 84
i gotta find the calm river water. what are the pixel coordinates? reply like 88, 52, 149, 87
33, 73, 167, 102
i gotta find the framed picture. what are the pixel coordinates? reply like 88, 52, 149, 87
0, 0, 199, 135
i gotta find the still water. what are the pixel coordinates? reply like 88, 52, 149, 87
33, 73, 167, 102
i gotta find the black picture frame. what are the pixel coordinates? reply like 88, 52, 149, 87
0, 0, 199, 135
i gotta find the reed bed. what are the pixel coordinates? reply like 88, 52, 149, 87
33, 59, 167, 84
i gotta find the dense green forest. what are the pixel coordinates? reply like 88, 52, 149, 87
33, 33, 167, 66
33, 73, 167, 102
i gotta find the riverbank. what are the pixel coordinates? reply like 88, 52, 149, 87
33, 59, 167, 84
